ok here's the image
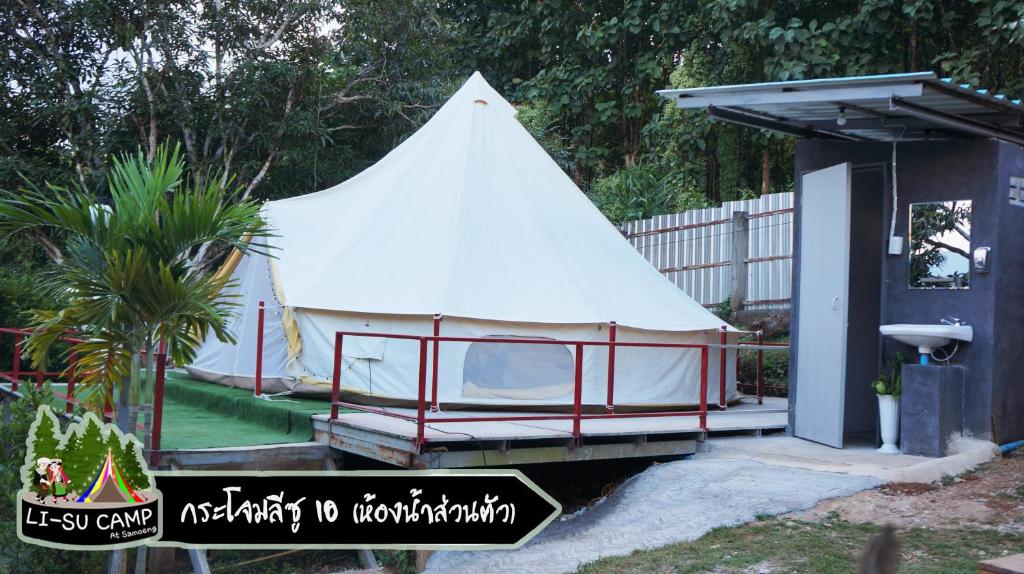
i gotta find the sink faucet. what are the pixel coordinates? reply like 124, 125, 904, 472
940, 316, 965, 326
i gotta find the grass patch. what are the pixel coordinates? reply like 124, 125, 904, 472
576, 517, 1022, 573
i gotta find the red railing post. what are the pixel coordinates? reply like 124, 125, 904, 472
572, 343, 584, 446
718, 325, 728, 409
254, 300, 265, 396
430, 314, 441, 412
756, 330, 764, 405
331, 333, 343, 420
605, 321, 616, 413
35, 370, 43, 390
150, 341, 167, 466
416, 337, 428, 447
699, 345, 709, 431
65, 351, 78, 414
11, 333, 21, 392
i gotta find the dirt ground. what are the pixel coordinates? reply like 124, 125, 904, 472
793, 452, 1024, 534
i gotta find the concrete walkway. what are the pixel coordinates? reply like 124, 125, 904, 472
702, 435, 998, 483
424, 456, 880, 574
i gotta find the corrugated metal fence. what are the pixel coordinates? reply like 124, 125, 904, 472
622, 192, 794, 311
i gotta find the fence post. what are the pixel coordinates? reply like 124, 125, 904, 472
331, 333, 343, 420
699, 346, 708, 431
572, 344, 584, 446
416, 338, 428, 448
756, 330, 764, 406
430, 314, 441, 412
11, 333, 20, 392
730, 211, 749, 312
605, 321, 616, 413
719, 325, 728, 409
254, 300, 265, 397
66, 351, 77, 414
151, 342, 166, 466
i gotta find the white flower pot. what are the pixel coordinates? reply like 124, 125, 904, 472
877, 394, 901, 454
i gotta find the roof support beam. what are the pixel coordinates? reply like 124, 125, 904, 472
707, 106, 823, 138
708, 107, 868, 141
889, 97, 1024, 146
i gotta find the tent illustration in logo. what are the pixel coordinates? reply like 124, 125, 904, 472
77, 449, 146, 503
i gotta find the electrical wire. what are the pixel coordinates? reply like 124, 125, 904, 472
423, 423, 488, 468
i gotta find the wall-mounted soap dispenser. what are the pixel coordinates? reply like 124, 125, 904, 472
973, 247, 991, 274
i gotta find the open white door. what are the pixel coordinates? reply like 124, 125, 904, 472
794, 163, 851, 448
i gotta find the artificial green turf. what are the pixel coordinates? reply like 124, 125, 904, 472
158, 371, 331, 450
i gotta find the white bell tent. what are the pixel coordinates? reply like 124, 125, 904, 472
187, 72, 740, 408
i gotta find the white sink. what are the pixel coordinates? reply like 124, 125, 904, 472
879, 324, 973, 354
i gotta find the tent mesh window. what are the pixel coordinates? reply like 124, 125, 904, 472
461, 336, 574, 400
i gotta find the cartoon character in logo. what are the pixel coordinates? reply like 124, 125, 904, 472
46, 459, 71, 503
33, 458, 51, 503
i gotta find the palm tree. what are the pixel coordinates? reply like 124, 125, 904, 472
0, 143, 271, 433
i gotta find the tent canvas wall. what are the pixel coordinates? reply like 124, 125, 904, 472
187, 72, 740, 409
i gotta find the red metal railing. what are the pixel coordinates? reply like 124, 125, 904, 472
329, 328, 714, 448
0, 327, 105, 415
0, 327, 168, 463
735, 331, 790, 404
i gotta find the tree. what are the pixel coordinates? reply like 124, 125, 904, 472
60, 414, 107, 492
22, 407, 62, 496
0, 143, 270, 435
114, 434, 151, 492
447, 0, 693, 190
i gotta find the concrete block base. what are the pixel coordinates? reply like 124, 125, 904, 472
900, 365, 964, 457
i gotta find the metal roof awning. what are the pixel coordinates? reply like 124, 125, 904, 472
656, 72, 1024, 145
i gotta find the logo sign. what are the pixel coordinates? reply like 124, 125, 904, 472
154, 470, 560, 549
15, 407, 561, 550
16, 407, 162, 550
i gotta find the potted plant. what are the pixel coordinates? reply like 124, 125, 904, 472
872, 353, 905, 454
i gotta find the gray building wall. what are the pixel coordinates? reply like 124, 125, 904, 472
790, 139, 1022, 443
994, 143, 1024, 443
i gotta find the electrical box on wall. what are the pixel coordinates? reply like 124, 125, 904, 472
974, 247, 991, 273
888, 236, 904, 255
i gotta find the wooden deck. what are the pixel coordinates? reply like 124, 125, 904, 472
313, 396, 788, 468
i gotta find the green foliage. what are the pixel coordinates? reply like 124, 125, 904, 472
873, 352, 906, 397
0, 237, 57, 368
737, 332, 790, 394
515, 101, 573, 174
591, 162, 708, 224
714, 298, 736, 324
6, 0, 1024, 227
0, 143, 270, 424
448, 0, 693, 189
0, 0, 459, 203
